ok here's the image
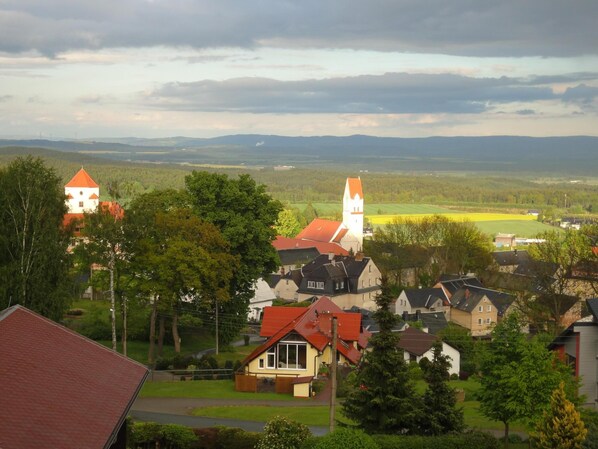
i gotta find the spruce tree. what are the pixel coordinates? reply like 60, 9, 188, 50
535, 382, 587, 449
420, 341, 465, 435
342, 278, 422, 434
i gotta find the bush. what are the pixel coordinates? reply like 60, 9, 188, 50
155, 357, 173, 370
373, 430, 499, 449
255, 416, 312, 449
174, 354, 196, 369
77, 305, 112, 340
313, 427, 378, 449
129, 422, 198, 449
581, 409, 598, 449
215, 427, 261, 449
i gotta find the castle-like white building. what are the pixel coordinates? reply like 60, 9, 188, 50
65, 168, 100, 214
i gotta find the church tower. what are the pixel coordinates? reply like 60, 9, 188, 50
342, 177, 364, 252
65, 168, 100, 213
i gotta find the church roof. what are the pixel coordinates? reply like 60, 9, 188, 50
65, 168, 99, 188
272, 236, 349, 256
347, 177, 363, 198
296, 218, 343, 243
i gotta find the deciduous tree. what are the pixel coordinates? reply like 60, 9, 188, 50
0, 156, 72, 320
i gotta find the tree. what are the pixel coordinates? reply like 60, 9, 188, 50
478, 312, 576, 448
420, 341, 465, 435
79, 203, 125, 351
274, 209, 302, 238
527, 229, 593, 332
535, 382, 587, 449
185, 171, 282, 343
255, 416, 311, 449
0, 156, 72, 320
342, 278, 422, 434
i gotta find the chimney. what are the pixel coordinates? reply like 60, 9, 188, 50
355, 252, 364, 261
328, 252, 334, 261
465, 289, 470, 299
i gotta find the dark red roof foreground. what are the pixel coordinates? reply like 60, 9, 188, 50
0, 306, 148, 449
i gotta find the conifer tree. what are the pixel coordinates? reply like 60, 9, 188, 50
420, 341, 465, 435
342, 277, 422, 434
535, 382, 587, 449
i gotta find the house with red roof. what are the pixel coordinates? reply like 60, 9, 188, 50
240, 297, 370, 396
0, 305, 148, 449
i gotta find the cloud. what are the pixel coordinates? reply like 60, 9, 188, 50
143, 72, 558, 114
562, 84, 598, 105
1, 1, 597, 57
0, 95, 12, 102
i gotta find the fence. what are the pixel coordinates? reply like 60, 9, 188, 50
235, 373, 258, 392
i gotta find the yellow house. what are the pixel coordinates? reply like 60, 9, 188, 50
450, 285, 515, 337
240, 297, 369, 396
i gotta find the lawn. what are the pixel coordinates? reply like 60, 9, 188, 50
473, 220, 559, 238
140, 379, 299, 401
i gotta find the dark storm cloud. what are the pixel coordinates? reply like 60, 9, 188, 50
1, 0, 597, 57
143, 72, 558, 114
562, 84, 598, 105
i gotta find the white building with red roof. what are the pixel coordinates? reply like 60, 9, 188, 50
65, 167, 100, 214
284, 177, 365, 254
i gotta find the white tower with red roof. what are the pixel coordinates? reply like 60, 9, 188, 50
342, 177, 364, 252
65, 168, 100, 213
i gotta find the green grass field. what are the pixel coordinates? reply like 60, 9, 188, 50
473, 220, 558, 238
291, 203, 457, 217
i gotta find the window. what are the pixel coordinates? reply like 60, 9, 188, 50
78, 201, 84, 207
307, 281, 324, 290
478, 318, 483, 325
79, 191, 83, 195
277, 342, 307, 370
478, 306, 483, 312
340, 280, 344, 289
266, 348, 276, 369
487, 305, 492, 312
486, 318, 492, 324
259, 359, 264, 369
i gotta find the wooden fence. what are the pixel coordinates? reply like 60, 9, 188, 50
235, 373, 258, 393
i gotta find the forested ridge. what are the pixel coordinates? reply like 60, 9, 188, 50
1, 146, 597, 212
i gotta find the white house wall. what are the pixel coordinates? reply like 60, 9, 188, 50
574, 324, 598, 409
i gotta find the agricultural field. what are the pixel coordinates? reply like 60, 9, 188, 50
474, 220, 558, 238
291, 203, 458, 217
368, 212, 537, 225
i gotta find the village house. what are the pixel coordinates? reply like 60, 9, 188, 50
394, 287, 450, 318
397, 326, 460, 376
449, 285, 515, 337
240, 297, 370, 397
434, 275, 484, 300
549, 298, 598, 410
295, 253, 381, 310
491, 249, 531, 274
0, 305, 148, 449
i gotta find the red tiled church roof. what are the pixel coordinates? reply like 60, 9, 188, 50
65, 168, 99, 188
347, 177, 363, 198
273, 236, 349, 256
296, 218, 343, 243
0, 306, 148, 449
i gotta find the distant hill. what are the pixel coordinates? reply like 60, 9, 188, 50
0, 135, 596, 175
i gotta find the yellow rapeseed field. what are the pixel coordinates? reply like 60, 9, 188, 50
369, 212, 537, 225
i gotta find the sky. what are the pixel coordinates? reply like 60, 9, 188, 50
1, 1, 598, 139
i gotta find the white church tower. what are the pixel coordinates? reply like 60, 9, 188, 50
342, 177, 364, 253
65, 168, 100, 213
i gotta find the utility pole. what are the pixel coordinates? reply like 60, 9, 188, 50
215, 297, 219, 355
329, 316, 338, 433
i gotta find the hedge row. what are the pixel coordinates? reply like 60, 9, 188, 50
372, 431, 500, 449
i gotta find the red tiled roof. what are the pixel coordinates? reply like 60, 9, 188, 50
100, 201, 125, 220
346, 177, 363, 199
260, 307, 306, 337
273, 236, 349, 256
66, 193, 73, 199
62, 213, 84, 228
0, 306, 148, 449
89, 193, 99, 199
243, 297, 366, 366
65, 168, 99, 188
296, 218, 343, 243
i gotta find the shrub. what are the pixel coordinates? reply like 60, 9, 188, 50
312, 427, 378, 449
449, 373, 459, 381
77, 305, 112, 340
581, 408, 598, 449
129, 422, 198, 449
373, 430, 499, 449
216, 427, 261, 449
155, 357, 173, 370
255, 416, 312, 449
174, 354, 196, 369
